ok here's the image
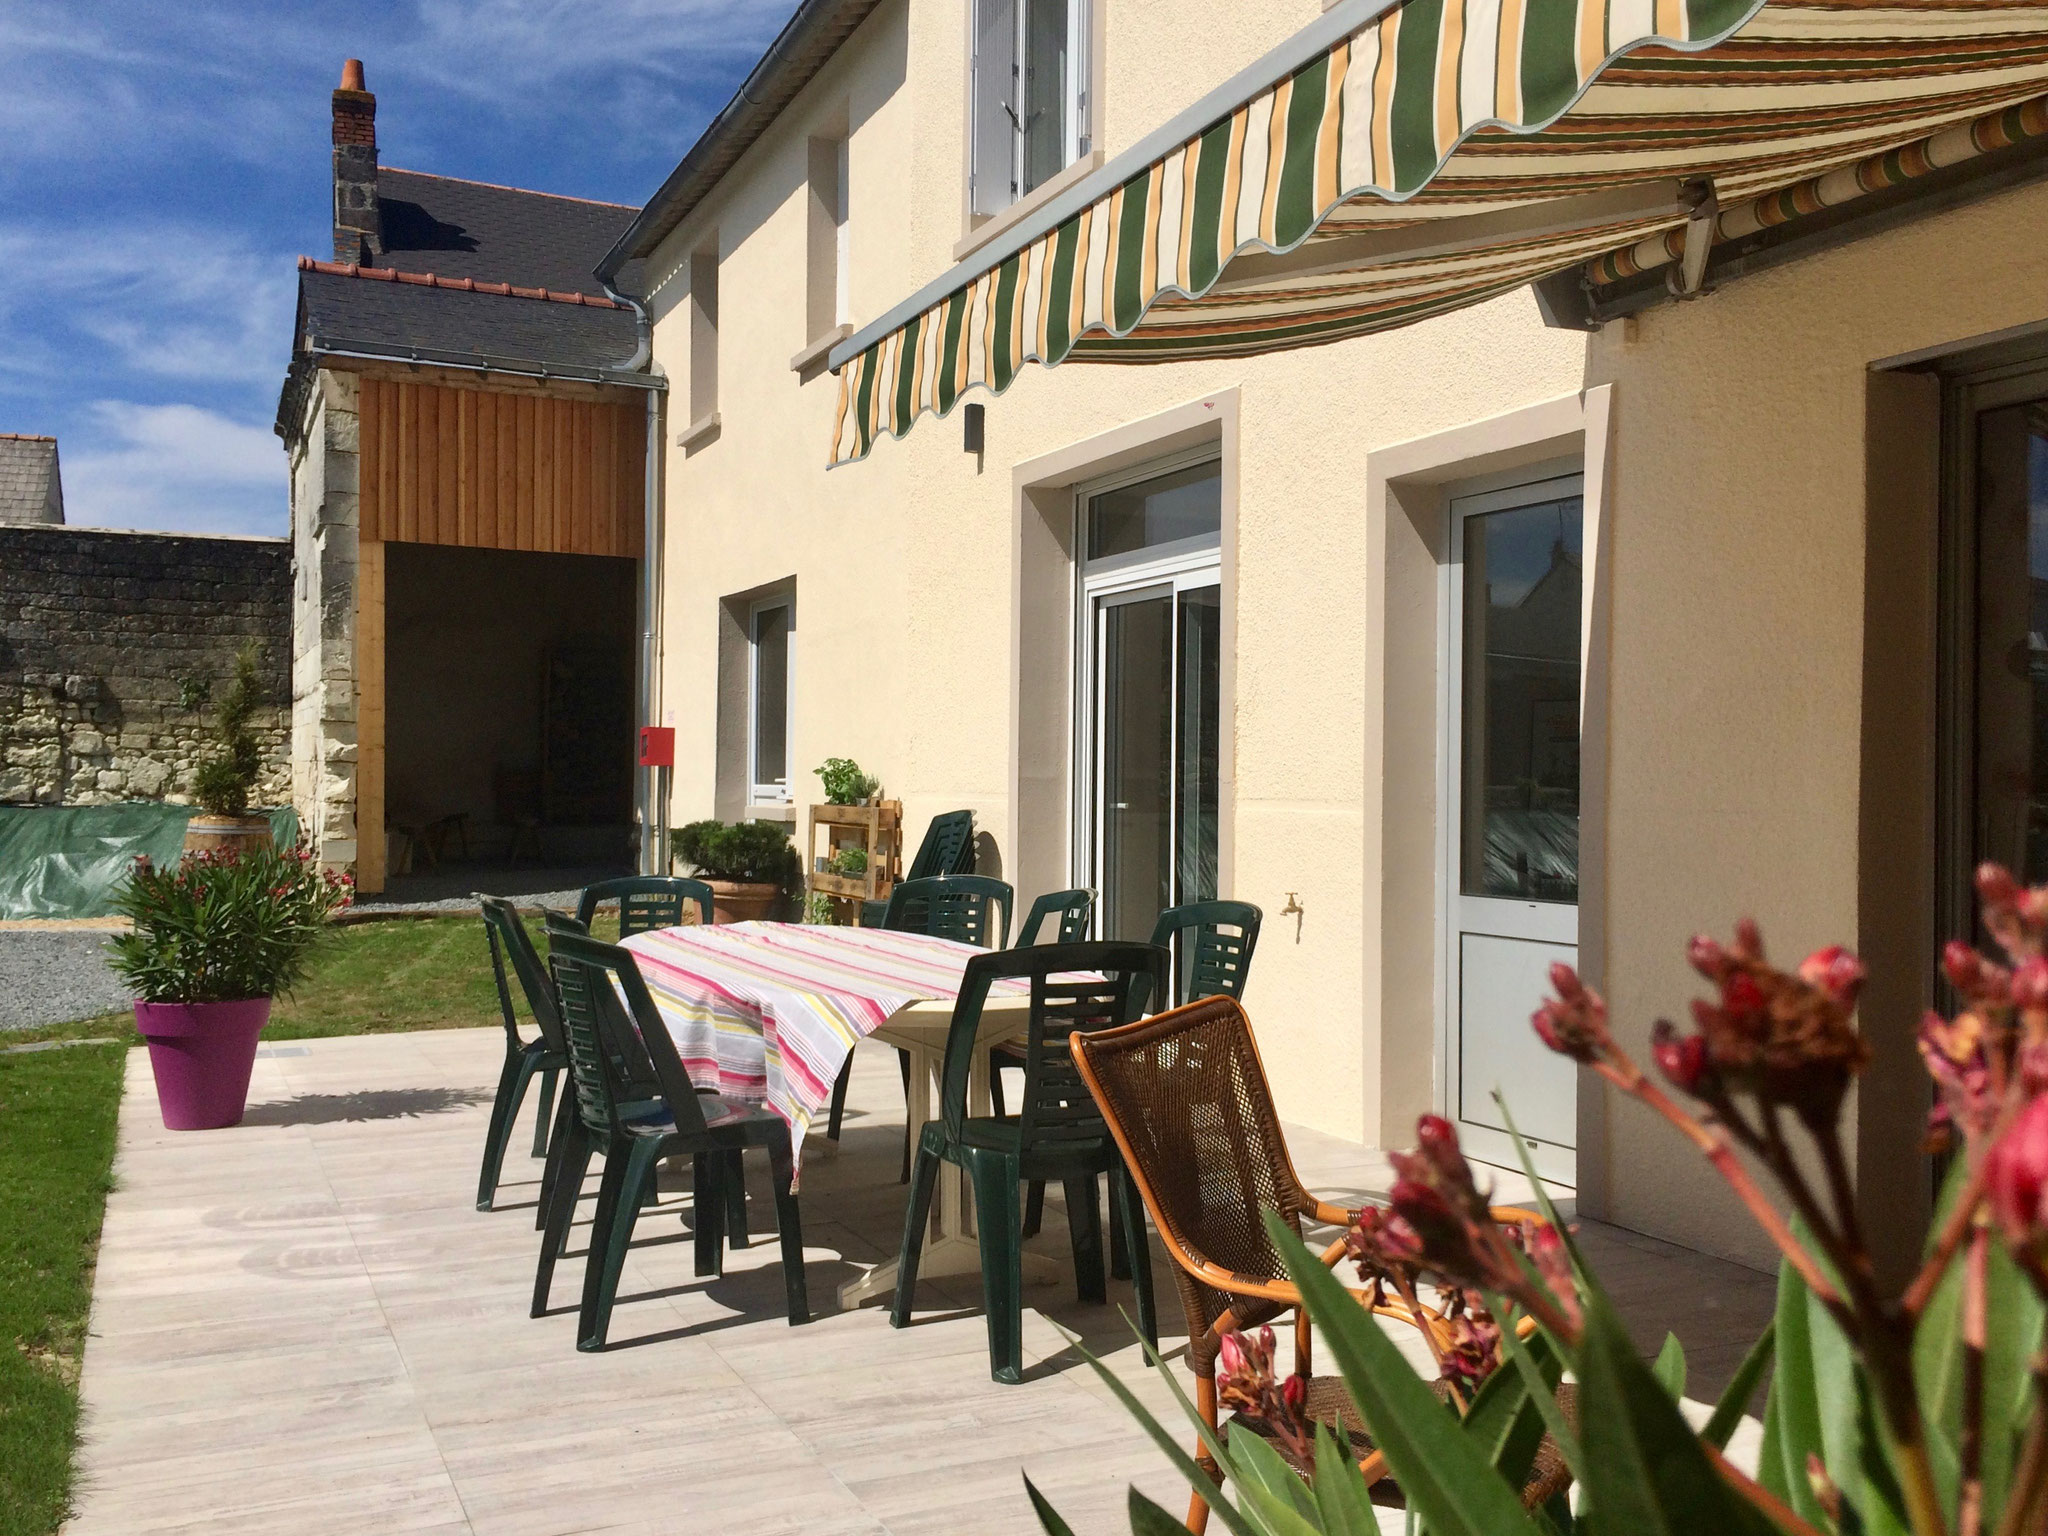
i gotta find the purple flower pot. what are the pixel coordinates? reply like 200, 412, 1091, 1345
133, 998, 272, 1130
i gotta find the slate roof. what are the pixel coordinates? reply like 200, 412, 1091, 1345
0, 435, 63, 526
375, 169, 639, 299
280, 170, 654, 437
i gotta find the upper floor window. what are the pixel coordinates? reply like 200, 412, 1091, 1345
971, 0, 1091, 218
689, 242, 719, 424
807, 134, 851, 343
749, 597, 792, 803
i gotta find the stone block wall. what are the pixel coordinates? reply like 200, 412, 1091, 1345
286, 368, 362, 874
0, 526, 291, 805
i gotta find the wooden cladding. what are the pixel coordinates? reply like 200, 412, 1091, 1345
357, 378, 645, 558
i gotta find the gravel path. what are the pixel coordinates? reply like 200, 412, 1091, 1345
0, 931, 132, 1030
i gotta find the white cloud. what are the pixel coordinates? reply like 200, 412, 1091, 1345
0, 225, 296, 389
61, 401, 286, 537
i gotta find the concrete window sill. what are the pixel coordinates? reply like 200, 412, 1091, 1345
953, 151, 1107, 264
790, 325, 853, 378
676, 411, 721, 453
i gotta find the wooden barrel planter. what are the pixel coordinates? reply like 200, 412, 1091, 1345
182, 815, 274, 858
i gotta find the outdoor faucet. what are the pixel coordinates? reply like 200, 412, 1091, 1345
1281, 891, 1303, 942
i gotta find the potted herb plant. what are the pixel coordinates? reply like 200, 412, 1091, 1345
182, 644, 273, 856
670, 820, 803, 923
109, 842, 352, 1130
814, 757, 881, 806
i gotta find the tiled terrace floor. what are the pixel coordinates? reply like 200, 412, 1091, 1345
64, 1029, 1776, 1535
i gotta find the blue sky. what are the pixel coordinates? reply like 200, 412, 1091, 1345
0, 0, 797, 537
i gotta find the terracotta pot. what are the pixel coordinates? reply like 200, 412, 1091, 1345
133, 998, 271, 1130
182, 814, 273, 857
705, 880, 780, 924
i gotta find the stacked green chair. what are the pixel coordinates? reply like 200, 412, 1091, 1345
476, 896, 569, 1213
891, 940, 1166, 1383
826, 874, 1016, 1176
990, 889, 1095, 1118
1150, 899, 1263, 1009
858, 808, 976, 929
534, 923, 809, 1350
574, 875, 714, 935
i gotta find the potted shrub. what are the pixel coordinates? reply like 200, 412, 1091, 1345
109, 842, 352, 1130
814, 757, 881, 806
671, 820, 802, 924
182, 645, 273, 856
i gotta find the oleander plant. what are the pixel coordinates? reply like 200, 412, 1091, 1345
1031, 863, 2048, 1536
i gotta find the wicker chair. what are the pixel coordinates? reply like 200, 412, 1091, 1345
1072, 995, 1571, 1531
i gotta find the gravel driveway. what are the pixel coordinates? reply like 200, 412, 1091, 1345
0, 931, 132, 1030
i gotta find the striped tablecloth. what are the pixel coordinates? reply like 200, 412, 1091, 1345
617, 921, 1018, 1171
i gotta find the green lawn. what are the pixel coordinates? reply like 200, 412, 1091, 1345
13, 910, 617, 1047
0, 909, 604, 1534
0, 1043, 123, 1536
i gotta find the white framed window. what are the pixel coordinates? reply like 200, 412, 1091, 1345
971, 0, 1091, 218
747, 597, 793, 803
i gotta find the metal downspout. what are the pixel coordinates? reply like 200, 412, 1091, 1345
601, 282, 664, 875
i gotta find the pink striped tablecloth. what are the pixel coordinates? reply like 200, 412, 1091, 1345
616, 921, 1021, 1172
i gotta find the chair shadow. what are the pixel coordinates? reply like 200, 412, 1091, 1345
239, 1087, 492, 1127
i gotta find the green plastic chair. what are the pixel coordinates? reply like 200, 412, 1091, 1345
991, 889, 1095, 1118
829, 875, 1016, 1132
859, 808, 976, 928
575, 875, 714, 935
826, 874, 1017, 1174
1149, 899, 1264, 1009
891, 940, 1166, 1384
535, 925, 809, 1349
476, 896, 570, 1213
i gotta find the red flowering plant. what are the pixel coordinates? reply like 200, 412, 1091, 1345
109, 841, 353, 1003
1030, 869, 2048, 1536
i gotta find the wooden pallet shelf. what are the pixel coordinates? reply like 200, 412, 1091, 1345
806, 800, 902, 914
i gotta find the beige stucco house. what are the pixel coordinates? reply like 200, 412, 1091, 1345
595, 0, 2048, 1275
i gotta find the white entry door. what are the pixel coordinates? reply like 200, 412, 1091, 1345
1441, 473, 1584, 1183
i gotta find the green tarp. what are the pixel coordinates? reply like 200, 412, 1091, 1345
0, 804, 301, 921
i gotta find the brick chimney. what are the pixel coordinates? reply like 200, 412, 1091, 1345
331, 59, 380, 263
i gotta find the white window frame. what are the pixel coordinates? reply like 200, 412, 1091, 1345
1070, 447, 1223, 925
747, 597, 794, 805
834, 136, 852, 329
971, 0, 1092, 218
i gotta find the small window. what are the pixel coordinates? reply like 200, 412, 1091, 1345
1086, 459, 1222, 564
971, 0, 1090, 218
690, 244, 719, 422
807, 135, 852, 342
749, 599, 792, 803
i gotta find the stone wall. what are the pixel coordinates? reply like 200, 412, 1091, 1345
286, 367, 361, 874
0, 525, 291, 805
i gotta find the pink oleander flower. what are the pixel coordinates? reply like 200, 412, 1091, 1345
1985, 1093, 2048, 1282
1516, 1219, 1582, 1335
1664, 921, 1870, 1128
1919, 1009, 1997, 1149
1344, 1204, 1424, 1284
1439, 1311, 1503, 1391
1531, 961, 1611, 1064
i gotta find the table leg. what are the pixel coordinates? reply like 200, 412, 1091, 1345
837, 1034, 1061, 1307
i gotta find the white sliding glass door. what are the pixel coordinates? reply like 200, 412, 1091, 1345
1077, 456, 1221, 942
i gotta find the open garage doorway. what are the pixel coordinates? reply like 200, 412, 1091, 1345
381, 543, 636, 889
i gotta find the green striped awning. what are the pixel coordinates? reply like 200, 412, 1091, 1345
829, 0, 2048, 466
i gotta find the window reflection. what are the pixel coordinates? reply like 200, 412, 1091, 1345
1975, 404, 2048, 882
1460, 497, 1583, 902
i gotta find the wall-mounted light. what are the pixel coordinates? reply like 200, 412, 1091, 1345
962, 402, 985, 455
